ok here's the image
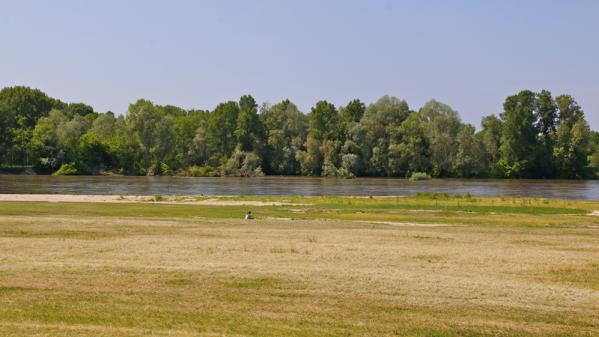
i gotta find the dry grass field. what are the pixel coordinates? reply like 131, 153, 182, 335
1, 194, 599, 336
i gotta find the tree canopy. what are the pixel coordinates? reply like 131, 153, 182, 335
1, 86, 597, 179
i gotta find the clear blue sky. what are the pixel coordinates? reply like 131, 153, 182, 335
1, 0, 598, 129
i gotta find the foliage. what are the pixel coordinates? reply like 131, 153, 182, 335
52, 162, 78, 176
0, 86, 597, 179
409, 172, 432, 181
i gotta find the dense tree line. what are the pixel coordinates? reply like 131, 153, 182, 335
0, 86, 598, 178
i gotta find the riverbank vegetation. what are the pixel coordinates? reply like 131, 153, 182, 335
1, 195, 598, 336
1, 86, 598, 178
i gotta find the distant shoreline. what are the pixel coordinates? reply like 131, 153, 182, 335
0, 170, 596, 181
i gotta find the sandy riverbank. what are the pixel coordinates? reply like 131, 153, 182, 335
0, 194, 305, 206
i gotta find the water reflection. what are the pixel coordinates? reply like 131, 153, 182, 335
0, 175, 597, 200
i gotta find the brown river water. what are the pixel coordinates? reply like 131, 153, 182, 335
0, 175, 598, 200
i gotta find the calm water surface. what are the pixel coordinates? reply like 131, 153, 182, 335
0, 175, 598, 199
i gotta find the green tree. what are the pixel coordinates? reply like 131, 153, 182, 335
0, 86, 61, 165
479, 115, 503, 175
127, 99, 176, 174
360, 96, 411, 175
207, 101, 240, 163
31, 119, 62, 173
499, 90, 538, 178
260, 100, 308, 175
296, 137, 322, 176
340, 99, 365, 124
0, 86, 58, 128
419, 99, 461, 177
299, 100, 344, 175
89, 112, 117, 139
532, 90, 558, 177
388, 113, 430, 176
0, 102, 14, 163
235, 95, 264, 152
553, 95, 591, 178
308, 100, 341, 142
176, 109, 209, 167
76, 133, 110, 174
64, 103, 94, 118
453, 124, 485, 177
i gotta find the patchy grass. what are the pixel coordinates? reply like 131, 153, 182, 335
0, 196, 599, 336
549, 263, 599, 291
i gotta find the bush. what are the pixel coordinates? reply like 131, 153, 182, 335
187, 165, 202, 177
341, 154, 359, 176
187, 165, 220, 177
222, 146, 263, 177
53, 163, 78, 176
321, 161, 339, 177
240, 152, 262, 177
253, 166, 265, 177
409, 172, 432, 181
336, 167, 355, 179
160, 162, 171, 175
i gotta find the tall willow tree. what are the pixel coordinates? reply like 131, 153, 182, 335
359, 96, 411, 176
419, 99, 462, 177
260, 100, 307, 175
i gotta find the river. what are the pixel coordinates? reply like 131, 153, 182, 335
0, 175, 598, 199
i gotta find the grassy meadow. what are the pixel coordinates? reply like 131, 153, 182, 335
1, 194, 599, 336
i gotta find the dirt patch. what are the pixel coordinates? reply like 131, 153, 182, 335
197, 199, 307, 206
288, 208, 308, 213
359, 220, 448, 227
0, 194, 142, 203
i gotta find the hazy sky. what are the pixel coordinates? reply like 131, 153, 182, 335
1, 0, 598, 128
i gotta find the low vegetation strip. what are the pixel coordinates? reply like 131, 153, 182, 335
0, 193, 592, 219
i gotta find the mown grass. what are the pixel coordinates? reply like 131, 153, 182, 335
0, 195, 599, 336
549, 263, 599, 291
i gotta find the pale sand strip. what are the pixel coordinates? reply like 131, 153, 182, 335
0, 194, 306, 206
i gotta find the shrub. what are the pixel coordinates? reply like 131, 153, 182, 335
223, 146, 263, 177
160, 162, 172, 175
187, 165, 202, 177
52, 163, 78, 176
336, 167, 355, 179
321, 161, 339, 177
253, 166, 265, 177
409, 172, 432, 181
240, 152, 262, 177
341, 154, 359, 176
187, 165, 220, 177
